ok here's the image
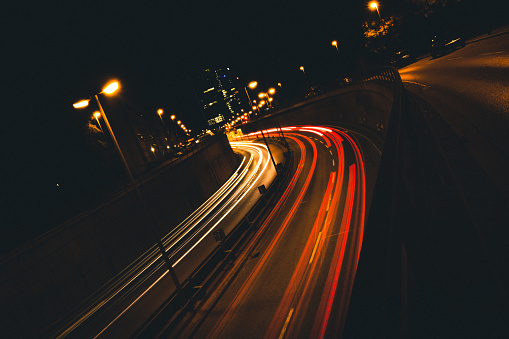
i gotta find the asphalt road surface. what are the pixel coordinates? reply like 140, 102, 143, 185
399, 27, 509, 198
169, 125, 381, 338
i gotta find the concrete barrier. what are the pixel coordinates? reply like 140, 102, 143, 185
242, 78, 397, 148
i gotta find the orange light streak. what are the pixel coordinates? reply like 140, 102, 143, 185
280, 128, 345, 337
209, 136, 311, 337
314, 163, 356, 338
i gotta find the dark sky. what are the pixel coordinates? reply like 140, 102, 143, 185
2, 1, 372, 132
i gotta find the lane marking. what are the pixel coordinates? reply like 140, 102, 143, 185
480, 51, 504, 56
279, 308, 295, 339
326, 195, 332, 212
402, 80, 430, 89
327, 231, 344, 238
309, 232, 322, 264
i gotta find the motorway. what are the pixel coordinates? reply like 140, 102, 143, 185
399, 28, 509, 198
54, 141, 276, 338
168, 126, 381, 338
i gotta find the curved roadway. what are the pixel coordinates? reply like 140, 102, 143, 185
172, 125, 381, 339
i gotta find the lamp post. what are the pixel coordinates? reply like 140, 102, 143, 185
93, 111, 104, 134
73, 80, 186, 303
299, 66, 309, 86
259, 89, 288, 148
244, 81, 257, 120
157, 109, 172, 156
369, 1, 382, 24
170, 114, 182, 147
331, 40, 340, 58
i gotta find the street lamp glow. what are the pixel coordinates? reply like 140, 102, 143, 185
171, 115, 175, 120
73, 99, 90, 108
332, 40, 338, 46
300, 66, 305, 72
248, 81, 258, 89
93, 111, 101, 118
157, 109, 163, 115
177, 120, 181, 125
369, 1, 382, 22
102, 81, 120, 95
268, 88, 275, 95
258, 92, 265, 99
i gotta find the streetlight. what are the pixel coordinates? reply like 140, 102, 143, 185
73, 80, 186, 303
170, 114, 182, 147
258, 89, 287, 147
244, 81, 257, 119
369, 1, 382, 23
93, 111, 104, 133
331, 40, 340, 58
299, 66, 309, 84
156, 109, 171, 154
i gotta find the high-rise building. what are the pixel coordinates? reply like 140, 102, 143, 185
189, 68, 244, 128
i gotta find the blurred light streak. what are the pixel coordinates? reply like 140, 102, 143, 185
171, 142, 272, 266
314, 163, 356, 338
298, 128, 324, 137
209, 136, 310, 337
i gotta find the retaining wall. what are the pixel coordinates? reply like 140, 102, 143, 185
0, 134, 239, 337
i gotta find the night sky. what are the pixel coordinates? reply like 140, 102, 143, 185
2, 0, 407, 247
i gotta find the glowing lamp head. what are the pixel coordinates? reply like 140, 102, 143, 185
102, 81, 119, 95
157, 109, 163, 115
93, 111, 101, 118
73, 99, 90, 109
369, 1, 378, 10
248, 81, 258, 89
268, 88, 275, 95
332, 40, 337, 46
258, 92, 265, 99
171, 115, 175, 120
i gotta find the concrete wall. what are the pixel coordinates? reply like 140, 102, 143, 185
0, 134, 239, 337
243, 80, 395, 146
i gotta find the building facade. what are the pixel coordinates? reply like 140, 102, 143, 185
189, 68, 244, 129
